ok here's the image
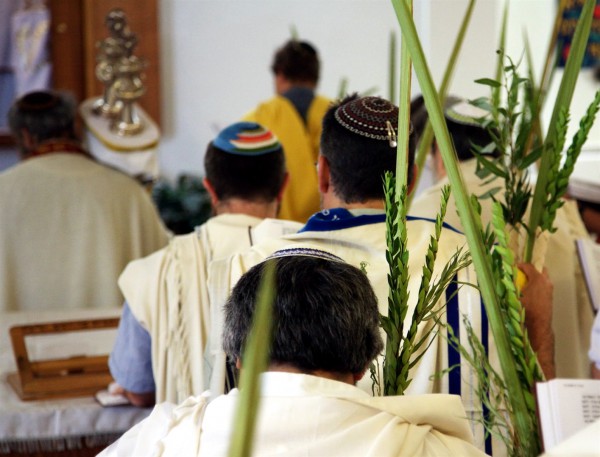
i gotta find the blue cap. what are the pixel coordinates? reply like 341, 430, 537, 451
213, 122, 282, 156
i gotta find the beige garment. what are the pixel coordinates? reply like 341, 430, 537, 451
207, 213, 502, 455
99, 372, 486, 457
0, 153, 168, 311
119, 215, 302, 403
411, 158, 595, 378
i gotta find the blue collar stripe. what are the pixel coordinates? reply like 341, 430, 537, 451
480, 297, 493, 456
299, 208, 463, 234
299, 208, 385, 232
446, 277, 461, 397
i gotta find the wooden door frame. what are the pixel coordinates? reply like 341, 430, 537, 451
0, 0, 160, 146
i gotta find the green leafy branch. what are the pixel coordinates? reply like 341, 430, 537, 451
470, 61, 600, 267
540, 90, 600, 233
470, 59, 539, 230
526, 0, 597, 261
381, 175, 471, 395
446, 315, 514, 451
382, 172, 411, 395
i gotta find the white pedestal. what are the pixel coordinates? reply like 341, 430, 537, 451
79, 97, 160, 181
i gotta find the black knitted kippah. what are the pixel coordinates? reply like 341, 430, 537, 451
334, 96, 399, 141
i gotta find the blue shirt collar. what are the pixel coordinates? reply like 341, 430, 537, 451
299, 208, 463, 234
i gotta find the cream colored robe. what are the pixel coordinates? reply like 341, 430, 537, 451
0, 154, 168, 311
99, 372, 486, 457
207, 213, 501, 455
411, 158, 595, 378
118, 215, 302, 403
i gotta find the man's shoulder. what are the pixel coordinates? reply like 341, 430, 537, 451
244, 96, 296, 121
204, 213, 262, 231
311, 94, 332, 110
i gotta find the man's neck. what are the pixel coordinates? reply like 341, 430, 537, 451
21, 138, 86, 161
267, 363, 356, 385
321, 193, 385, 212
214, 198, 279, 219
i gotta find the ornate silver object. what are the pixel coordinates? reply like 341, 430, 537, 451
93, 9, 146, 136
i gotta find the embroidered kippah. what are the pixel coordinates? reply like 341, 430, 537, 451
445, 100, 489, 127
266, 247, 345, 263
335, 96, 409, 147
213, 122, 282, 156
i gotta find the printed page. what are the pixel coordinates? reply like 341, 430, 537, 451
537, 379, 600, 451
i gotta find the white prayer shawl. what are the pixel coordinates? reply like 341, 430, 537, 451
412, 158, 595, 379
119, 215, 302, 404
208, 215, 501, 455
99, 372, 487, 457
0, 154, 168, 311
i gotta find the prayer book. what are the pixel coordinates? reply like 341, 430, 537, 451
536, 378, 600, 452
541, 419, 600, 456
575, 237, 600, 313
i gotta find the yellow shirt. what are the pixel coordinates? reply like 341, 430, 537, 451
243, 94, 331, 223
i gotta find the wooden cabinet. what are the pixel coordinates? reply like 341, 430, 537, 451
1, 0, 160, 145
50, 0, 160, 124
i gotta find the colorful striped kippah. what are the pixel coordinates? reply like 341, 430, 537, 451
213, 122, 282, 156
334, 96, 403, 143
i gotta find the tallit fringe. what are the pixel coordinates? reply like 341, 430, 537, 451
0, 432, 121, 454
169, 237, 194, 403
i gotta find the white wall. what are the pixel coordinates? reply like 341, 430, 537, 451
502, 1, 600, 152
158, 1, 402, 180
155, 0, 599, 180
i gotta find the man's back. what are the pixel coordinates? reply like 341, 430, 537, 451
101, 372, 485, 457
116, 214, 301, 403
214, 211, 482, 389
206, 209, 496, 452
0, 153, 168, 311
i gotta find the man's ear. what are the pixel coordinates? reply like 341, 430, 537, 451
274, 73, 291, 95
276, 172, 290, 203
20, 129, 35, 149
353, 367, 368, 383
202, 177, 220, 208
317, 155, 330, 195
235, 358, 242, 370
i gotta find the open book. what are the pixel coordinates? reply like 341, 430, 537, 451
576, 237, 600, 313
536, 378, 600, 452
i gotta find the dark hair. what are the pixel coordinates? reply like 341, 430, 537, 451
223, 255, 383, 375
320, 94, 416, 203
410, 94, 428, 142
204, 142, 286, 202
411, 94, 500, 161
446, 117, 499, 161
271, 39, 320, 86
8, 90, 77, 147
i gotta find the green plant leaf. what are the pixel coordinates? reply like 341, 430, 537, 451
228, 261, 276, 457
526, 0, 596, 261
475, 78, 502, 88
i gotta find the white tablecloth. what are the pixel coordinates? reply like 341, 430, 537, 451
0, 308, 151, 454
